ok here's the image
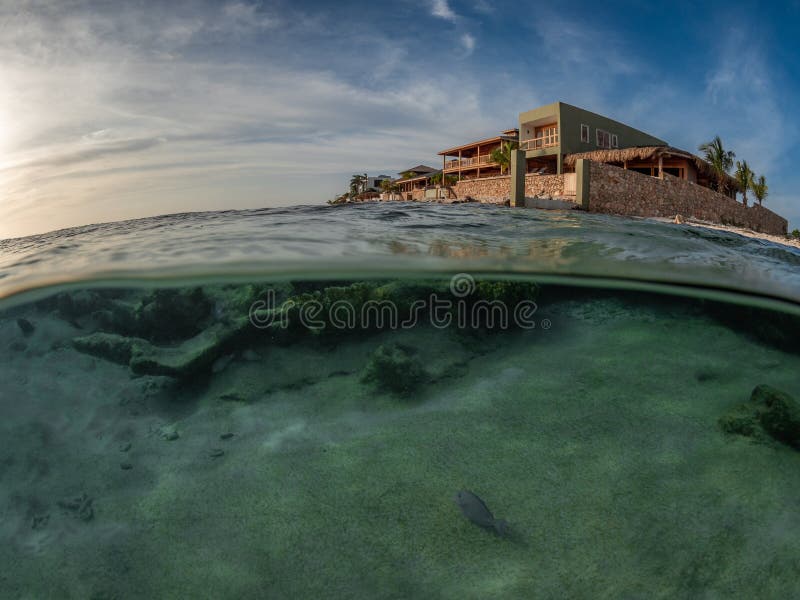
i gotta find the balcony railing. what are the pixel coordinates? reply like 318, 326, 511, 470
443, 154, 497, 170
520, 135, 559, 151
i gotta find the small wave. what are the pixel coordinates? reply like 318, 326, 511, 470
0, 203, 798, 308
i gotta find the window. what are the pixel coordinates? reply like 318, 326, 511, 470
580, 124, 589, 143
528, 125, 559, 149
663, 167, 683, 178
611, 134, 618, 148
596, 129, 611, 149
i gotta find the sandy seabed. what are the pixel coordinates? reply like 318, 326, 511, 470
1, 286, 800, 599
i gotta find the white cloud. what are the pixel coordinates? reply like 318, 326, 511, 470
0, 2, 504, 237
430, 0, 457, 22
461, 32, 475, 54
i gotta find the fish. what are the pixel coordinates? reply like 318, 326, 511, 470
453, 490, 508, 537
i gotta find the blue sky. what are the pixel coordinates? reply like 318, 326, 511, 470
1, 0, 798, 238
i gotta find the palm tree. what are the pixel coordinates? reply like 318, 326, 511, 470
430, 173, 457, 186
490, 141, 519, 174
734, 160, 754, 207
698, 136, 735, 195
349, 174, 369, 197
350, 174, 362, 196
379, 178, 399, 198
750, 174, 768, 207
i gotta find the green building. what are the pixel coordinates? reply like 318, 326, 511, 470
518, 101, 667, 175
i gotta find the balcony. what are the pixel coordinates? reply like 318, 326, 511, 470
520, 134, 559, 151
443, 154, 498, 171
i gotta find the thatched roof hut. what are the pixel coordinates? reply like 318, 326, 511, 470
563, 146, 739, 191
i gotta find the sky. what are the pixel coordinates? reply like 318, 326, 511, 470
1, 0, 799, 238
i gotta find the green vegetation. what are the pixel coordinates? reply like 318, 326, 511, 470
792, 229, 800, 239
489, 140, 519, 175
429, 172, 457, 186
349, 173, 368, 196
751, 174, 768, 206
698, 136, 735, 195
380, 179, 399, 196
734, 160, 754, 207
700, 137, 770, 209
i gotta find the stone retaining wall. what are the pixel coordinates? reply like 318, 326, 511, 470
588, 162, 788, 235
453, 173, 567, 204
525, 174, 565, 198
453, 175, 510, 204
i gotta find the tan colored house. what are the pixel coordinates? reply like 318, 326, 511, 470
438, 129, 519, 181
394, 165, 439, 200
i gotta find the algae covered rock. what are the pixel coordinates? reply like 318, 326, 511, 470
719, 384, 800, 449
72, 332, 151, 365
361, 343, 427, 396
128, 318, 251, 378
718, 403, 761, 439
752, 384, 800, 448
73, 317, 253, 378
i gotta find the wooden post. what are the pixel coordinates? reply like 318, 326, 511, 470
623, 160, 628, 170
458, 150, 462, 181
658, 156, 663, 179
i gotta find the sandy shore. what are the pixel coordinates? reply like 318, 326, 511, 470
650, 216, 800, 250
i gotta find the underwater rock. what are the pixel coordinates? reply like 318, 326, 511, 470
135, 287, 212, 343
119, 442, 132, 452
718, 403, 761, 438
719, 384, 800, 449
453, 490, 508, 537
56, 290, 110, 319
72, 332, 150, 365
74, 311, 255, 379
16, 318, 35, 336
220, 432, 234, 440
160, 425, 180, 441
120, 462, 133, 470
752, 384, 800, 448
361, 343, 427, 396
57, 493, 94, 522
128, 318, 251, 378
209, 448, 224, 458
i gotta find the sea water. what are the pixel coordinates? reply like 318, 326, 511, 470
1, 203, 800, 598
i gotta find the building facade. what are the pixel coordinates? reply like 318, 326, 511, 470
518, 101, 667, 175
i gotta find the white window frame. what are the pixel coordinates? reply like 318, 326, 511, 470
596, 129, 611, 149
611, 134, 618, 148
580, 124, 589, 143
